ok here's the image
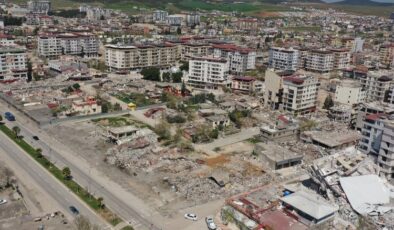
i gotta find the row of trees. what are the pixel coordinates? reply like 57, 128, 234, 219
141, 67, 184, 83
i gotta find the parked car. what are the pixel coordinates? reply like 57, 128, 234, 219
0, 199, 7, 205
205, 216, 217, 230
69, 206, 79, 215
4, 112, 15, 121
33, 136, 40, 141
184, 213, 197, 221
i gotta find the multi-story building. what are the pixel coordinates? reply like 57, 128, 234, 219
330, 48, 351, 70
59, 33, 99, 57
213, 44, 256, 74
235, 18, 258, 31
263, 69, 290, 109
378, 119, 394, 180
166, 14, 184, 26
268, 47, 299, 71
335, 80, 366, 105
104, 44, 177, 72
181, 43, 210, 60
305, 49, 334, 73
282, 74, 319, 115
379, 43, 394, 69
84, 7, 112, 21
355, 102, 394, 131
187, 56, 230, 90
38, 33, 99, 58
153, 10, 168, 22
384, 87, 394, 104
0, 34, 15, 46
27, 0, 51, 14
359, 71, 393, 102
0, 46, 27, 81
26, 14, 53, 26
37, 34, 62, 59
186, 12, 200, 26
231, 76, 263, 93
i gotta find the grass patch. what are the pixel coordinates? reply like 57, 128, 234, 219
247, 137, 261, 144
92, 116, 132, 127
115, 92, 156, 107
0, 125, 122, 226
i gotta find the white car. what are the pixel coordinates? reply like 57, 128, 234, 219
0, 199, 7, 205
205, 216, 217, 230
184, 213, 197, 221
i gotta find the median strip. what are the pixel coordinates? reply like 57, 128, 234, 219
0, 124, 123, 226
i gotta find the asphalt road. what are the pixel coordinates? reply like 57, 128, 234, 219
0, 131, 110, 229
0, 102, 161, 230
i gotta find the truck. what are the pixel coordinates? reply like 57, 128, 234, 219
4, 112, 15, 121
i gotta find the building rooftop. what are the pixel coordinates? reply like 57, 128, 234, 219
280, 190, 338, 220
255, 143, 303, 163
108, 126, 138, 135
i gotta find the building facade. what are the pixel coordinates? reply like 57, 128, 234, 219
213, 44, 256, 74
0, 47, 27, 81
335, 80, 366, 105
305, 50, 334, 73
269, 47, 299, 71
187, 56, 230, 90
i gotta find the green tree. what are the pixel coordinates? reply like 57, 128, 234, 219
179, 61, 189, 71
27, 60, 33, 82
73, 83, 81, 90
323, 95, 334, 110
177, 27, 182, 35
0, 115, 3, 123
162, 72, 171, 82
12, 126, 20, 138
140, 67, 160, 81
172, 72, 182, 83
36, 148, 43, 158
62, 167, 71, 180
155, 120, 171, 140
97, 197, 105, 209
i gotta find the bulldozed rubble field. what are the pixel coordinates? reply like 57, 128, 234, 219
45, 116, 275, 216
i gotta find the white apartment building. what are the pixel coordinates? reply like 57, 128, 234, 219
305, 49, 334, 73
181, 43, 210, 59
104, 44, 177, 71
268, 47, 299, 71
335, 80, 366, 105
186, 13, 200, 26
166, 14, 185, 26
38, 34, 62, 59
59, 33, 99, 57
378, 119, 394, 180
330, 48, 351, 70
213, 44, 256, 74
0, 46, 27, 81
38, 33, 99, 58
282, 75, 319, 115
187, 56, 230, 90
27, 0, 51, 14
359, 71, 393, 103
379, 43, 394, 69
153, 10, 168, 22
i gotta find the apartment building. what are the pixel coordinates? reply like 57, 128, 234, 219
305, 49, 334, 73
186, 12, 200, 26
27, 0, 51, 14
153, 10, 168, 22
268, 47, 299, 71
166, 14, 185, 26
0, 34, 15, 46
231, 76, 263, 93
359, 71, 393, 102
235, 18, 258, 31
213, 44, 256, 74
330, 48, 351, 70
38, 34, 62, 59
282, 75, 319, 115
384, 87, 394, 104
26, 14, 54, 26
0, 46, 27, 81
378, 119, 394, 179
187, 56, 230, 90
38, 33, 99, 58
59, 33, 99, 57
104, 44, 177, 71
355, 102, 394, 131
379, 43, 394, 69
263, 69, 288, 109
335, 80, 366, 105
181, 43, 210, 60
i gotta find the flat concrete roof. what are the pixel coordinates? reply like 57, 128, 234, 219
256, 143, 303, 163
280, 190, 338, 220
108, 126, 138, 135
